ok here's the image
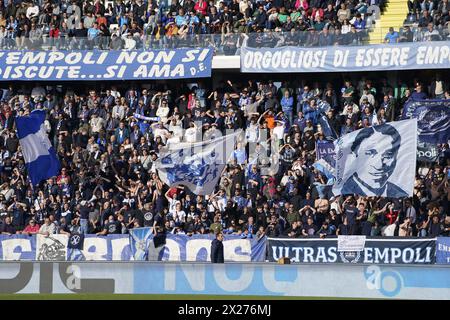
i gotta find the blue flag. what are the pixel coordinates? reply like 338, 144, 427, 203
318, 114, 338, 140
15, 110, 60, 185
402, 98, 450, 144
316, 141, 336, 168
129, 227, 154, 261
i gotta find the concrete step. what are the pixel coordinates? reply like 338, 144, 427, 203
384, 4, 407, 7
384, 9, 406, 12
379, 18, 407, 22
384, 3, 407, 6
380, 18, 406, 22
379, 21, 406, 25
368, 0, 408, 44
383, 8, 407, 11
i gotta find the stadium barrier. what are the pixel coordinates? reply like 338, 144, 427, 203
1, 27, 448, 52
0, 233, 448, 265
0, 261, 449, 298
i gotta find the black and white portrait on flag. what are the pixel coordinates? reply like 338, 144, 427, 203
333, 119, 418, 198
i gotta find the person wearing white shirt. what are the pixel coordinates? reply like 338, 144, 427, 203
165, 131, 180, 148
112, 104, 126, 120
184, 122, 198, 143
26, 3, 40, 20
168, 121, 184, 141
172, 203, 186, 226
156, 100, 170, 122
273, 120, 285, 143
39, 217, 56, 236
89, 114, 105, 133
245, 119, 259, 144
404, 199, 416, 224
152, 122, 169, 144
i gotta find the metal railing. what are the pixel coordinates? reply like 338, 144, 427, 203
0, 26, 448, 54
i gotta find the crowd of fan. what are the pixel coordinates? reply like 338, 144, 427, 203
0, 75, 448, 239
397, 0, 450, 42
0, 0, 384, 51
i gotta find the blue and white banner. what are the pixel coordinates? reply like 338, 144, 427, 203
333, 119, 418, 198
0, 233, 266, 262
157, 234, 267, 262
0, 235, 36, 260
401, 99, 450, 144
436, 237, 450, 264
156, 131, 241, 195
0, 48, 213, 81
316, 141, 336, 168
133, 114, 160, 122
67, 234, 132, 261
129, 227, 153, 261
15, 110, 60, 185
241, 42, 450, 73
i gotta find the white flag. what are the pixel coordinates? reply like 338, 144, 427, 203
36, 234, 68, 261
333, 119, 417, 198
155, 131, 241, 195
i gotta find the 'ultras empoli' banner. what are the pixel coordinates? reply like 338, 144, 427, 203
268, 237, 436, 264
0, 48, 213, 80
241, 41, 450, 73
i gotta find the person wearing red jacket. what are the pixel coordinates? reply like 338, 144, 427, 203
49, 24, 60, 38
49, 23, 60, 47
20, 219, 40, 235
194, 0, 208, 16
311, 7, 324, 20
385, 203, 399, 225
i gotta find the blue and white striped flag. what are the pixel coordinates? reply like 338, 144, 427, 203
129, 227, 154, 261
15, 110, 60, 185
133, 114, 160, 122
156, 131, 241, 195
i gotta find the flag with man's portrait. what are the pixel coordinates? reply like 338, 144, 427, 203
332, 119, 417, 198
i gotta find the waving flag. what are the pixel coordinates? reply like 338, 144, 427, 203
155, 131, 241, 195
318, 114, 338, 140
15, 110, 60, 185
402, 98, 450, 144
129, 227, 154, 261
316, 140, 336, 168
133, 114, 160, 122
333, 119, 417, 198
313, 158, 335, 180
